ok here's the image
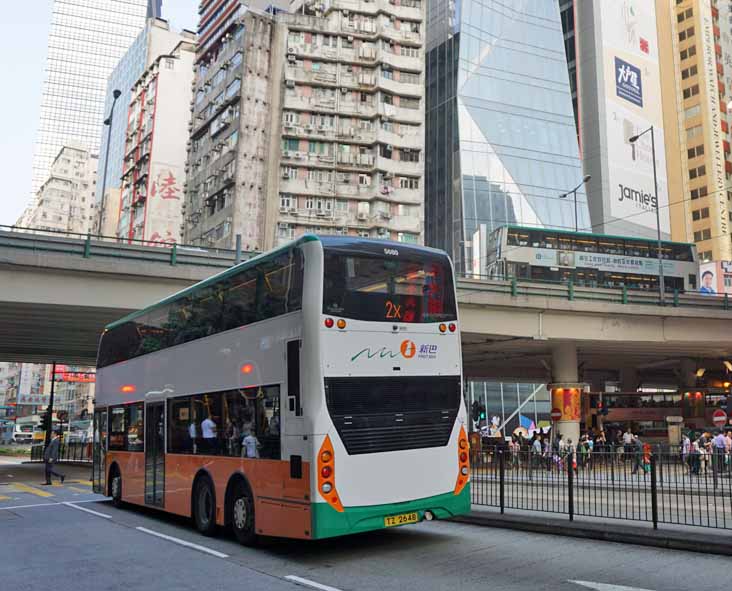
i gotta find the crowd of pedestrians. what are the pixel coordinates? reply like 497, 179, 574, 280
475, 425, 732, 478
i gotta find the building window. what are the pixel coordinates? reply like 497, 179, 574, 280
683, 85, 700, 99
684, 104, 701, 118
688, 144, 704, 158
681, 65, 698, 79
689, 165, 706, 179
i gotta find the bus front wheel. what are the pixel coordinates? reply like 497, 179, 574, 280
230, 480, 256, 546
110, 468, 122, 508
193, 477, 217, 536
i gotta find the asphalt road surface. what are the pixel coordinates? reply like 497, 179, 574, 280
0, 460, 727, 591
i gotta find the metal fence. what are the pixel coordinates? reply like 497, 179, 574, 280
471, 446, 732, 530
30, 442, 92, 464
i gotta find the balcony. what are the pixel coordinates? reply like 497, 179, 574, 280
280, 176, 335, 197
338, 100, 377, 118
337, 152, 375, 169
285, 65, 338, 86
338, 126, 377, 144
380, 49, 422, 73
377, 127, 422, 150
379, 75, 422, 98
381, 26, 421, 46
376, 155, 422, 177
378, 102, 423, 124
283, 93, 337, 113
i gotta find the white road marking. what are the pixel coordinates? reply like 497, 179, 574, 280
285, 575, 344, 591
135, 527, 229, 559
0, 499, 102, 511
570, 581, 656, 591
62, 502, 112, 519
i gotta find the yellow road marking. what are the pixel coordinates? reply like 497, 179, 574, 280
68, 480, 92, 486
13, 483, 54, 498
0, 495, 10, 501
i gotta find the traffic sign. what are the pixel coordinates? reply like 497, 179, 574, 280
551, 408, 562, 422
712, 409, 727, 428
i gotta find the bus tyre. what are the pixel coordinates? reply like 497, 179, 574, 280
230, 481, 256, 546
193, 477, 217, 537
110, 470, 122, 508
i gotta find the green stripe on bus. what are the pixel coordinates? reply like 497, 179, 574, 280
310, 486, 471, 540
105, 234, 321, 330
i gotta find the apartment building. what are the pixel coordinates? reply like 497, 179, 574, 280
658, 0, 732, 262
22, 142, 98, 234
0, 363, 20, 408
183, 0, 425, 250
97, 18, 196, 235
270, 0, 425, 248
118, 35, 196, 243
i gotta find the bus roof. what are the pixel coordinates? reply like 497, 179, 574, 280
499, 224, 695, 248
104, 235, 450, 331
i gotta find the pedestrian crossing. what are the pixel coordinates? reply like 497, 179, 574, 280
0, 479, 94, 503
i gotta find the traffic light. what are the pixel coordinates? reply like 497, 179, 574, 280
471, 401, 480, 423
479, 405, 487, 421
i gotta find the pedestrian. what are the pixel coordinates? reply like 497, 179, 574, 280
622, 428, 633, 460
42, 431, 65, 485
201, 414, 218, 455
712, 429, 726, 474
630, 435, 644, 475
681, 433, 691, 466
531, 435, 542, 468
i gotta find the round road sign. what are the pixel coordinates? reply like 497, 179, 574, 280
712, 409, 728, 428
551, 408, 562, 422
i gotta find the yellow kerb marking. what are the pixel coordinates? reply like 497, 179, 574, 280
14, 483, 54, 498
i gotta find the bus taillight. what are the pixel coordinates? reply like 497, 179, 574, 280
324, 318, 334, 328
454, 426, 470, 495
439, 324, 447, 333
317, 435, 343, 512
448, 323, 456, 332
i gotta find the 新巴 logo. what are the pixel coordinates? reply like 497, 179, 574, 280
400, 340, 416, 358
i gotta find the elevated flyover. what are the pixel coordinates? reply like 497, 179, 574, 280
2, 227, 731, 382
0, 228, 248, 365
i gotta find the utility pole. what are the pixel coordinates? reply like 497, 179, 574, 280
43, 362, 56, 450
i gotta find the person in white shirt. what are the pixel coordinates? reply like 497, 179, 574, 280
241, 430, 260, 459
188, 421, 197, 454
201, 416, 217, 454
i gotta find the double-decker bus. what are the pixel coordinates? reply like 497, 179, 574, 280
93, 236, 470, 543
483, 225, 698, 292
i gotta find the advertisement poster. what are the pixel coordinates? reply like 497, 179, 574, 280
552, 388, 581, 422
699, 261, 732, 295
599, 0, 670, 235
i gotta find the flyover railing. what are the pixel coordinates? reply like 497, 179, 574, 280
471, 446, 732, 530
0, 224, 252, 269
457, 273, 732, 312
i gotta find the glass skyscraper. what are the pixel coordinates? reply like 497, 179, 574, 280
425, 0, 590, 272
30, 0, 161, 199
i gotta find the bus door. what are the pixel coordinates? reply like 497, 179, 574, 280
284, 339, 307, 481
92, 409, 107, 494
144, 402, 165, 508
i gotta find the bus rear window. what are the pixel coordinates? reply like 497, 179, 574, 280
323, 253, 457, 323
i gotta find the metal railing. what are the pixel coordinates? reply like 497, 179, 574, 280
30, 442, 92, 463
457, 274, 732, 312
471, 446, 732, 530
0, 224, 251, 269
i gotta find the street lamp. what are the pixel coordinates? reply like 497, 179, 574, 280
559, 174, 591, 232
628, 125, 665, 305
96, 89, 122, 235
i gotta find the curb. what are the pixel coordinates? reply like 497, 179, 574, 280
453, 512, 732, 556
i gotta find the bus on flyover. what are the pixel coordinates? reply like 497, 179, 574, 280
483, 225, 698, 292
92, 235, 470, 544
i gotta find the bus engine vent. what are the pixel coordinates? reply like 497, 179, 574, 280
324, 376, 461, 455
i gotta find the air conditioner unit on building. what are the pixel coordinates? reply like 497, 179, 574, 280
282, 171, 290, 179
287, 54, 296, 63
279, 206, 289, 213
288, 47, 296, 54
286, 79, 296, 88
283, 151, 291, 158
289, 207, 298, 214
377, 227, 388, 235
341, 87, 348, 94
347, 35, 354, 42
380, 211, 392, 219
343, 10, 349, 16
305, 124, 313, 131
357, 212, 368, 220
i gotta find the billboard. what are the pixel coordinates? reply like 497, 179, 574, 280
17, 364, 49, 406
699, 261, 732, 295
145, 163, 184, 246
599, 0, 670, 235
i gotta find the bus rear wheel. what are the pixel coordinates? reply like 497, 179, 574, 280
193, 477, 217, 536
230, 481, 256, 546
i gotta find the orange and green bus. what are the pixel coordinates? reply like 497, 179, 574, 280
93, 236, 470, 543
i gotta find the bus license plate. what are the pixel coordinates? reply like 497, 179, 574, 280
384, 512, 419, 527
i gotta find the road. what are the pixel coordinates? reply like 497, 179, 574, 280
0, 459, 728, 591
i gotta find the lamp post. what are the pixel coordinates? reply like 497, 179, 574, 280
559, 174, 591, 232
96, 89, 122, 235
629, 125, 665, 305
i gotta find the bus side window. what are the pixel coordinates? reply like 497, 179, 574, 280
287, 340, 302, 416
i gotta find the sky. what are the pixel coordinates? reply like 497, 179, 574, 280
0, 0, 199, 226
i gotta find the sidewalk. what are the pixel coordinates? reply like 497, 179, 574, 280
455, 505, 732, 556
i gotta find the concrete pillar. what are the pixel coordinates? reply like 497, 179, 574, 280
619, 367, 639, 392
678, 359, 696, 390
551, 343, 580, 444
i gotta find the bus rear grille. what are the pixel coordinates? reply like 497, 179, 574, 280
324, 376, 461, 455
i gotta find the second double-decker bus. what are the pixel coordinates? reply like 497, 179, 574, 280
484, 225, 698, 292
93, 236, 470, 544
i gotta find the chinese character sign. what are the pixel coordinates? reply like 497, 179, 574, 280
146, 164, 184, 246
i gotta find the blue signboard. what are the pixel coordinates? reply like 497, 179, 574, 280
615, 57, 643, 108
